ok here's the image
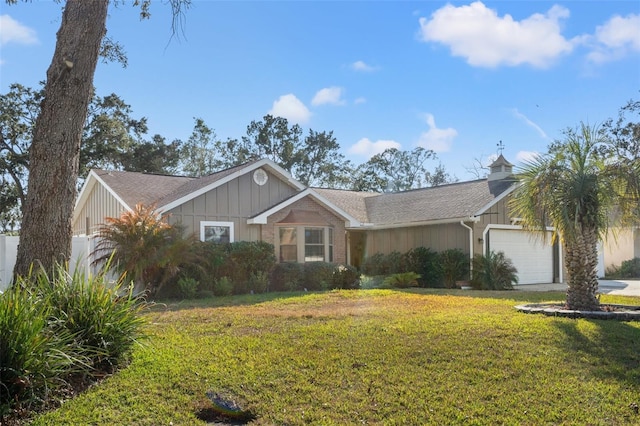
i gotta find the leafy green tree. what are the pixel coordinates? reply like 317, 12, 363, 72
121, 134, 182, 174
80, 92, 149, 177
425, 162, 458, 187
602, 98, 639, 160
242, 114, 303, 172
0, 83, 41, 224
352, 147, 437, 192
510, 123, 640, 310
179, 117, 219, 177
294, 129, 354, 188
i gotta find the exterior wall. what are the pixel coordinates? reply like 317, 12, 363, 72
73, 182, 127, 235
601, 228, 638, 272
167, 169, 297, 241
364, 222, 470, 257
265, 196, 347, 264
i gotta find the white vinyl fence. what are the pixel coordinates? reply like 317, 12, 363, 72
0, 235, 96, 291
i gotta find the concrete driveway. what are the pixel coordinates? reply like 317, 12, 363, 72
514, 279, 640, 297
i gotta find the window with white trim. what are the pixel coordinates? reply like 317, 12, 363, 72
200, 221, 234, 244
277, 226, 335, 263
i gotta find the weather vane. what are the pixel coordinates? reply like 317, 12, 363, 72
497, 140, 505, 155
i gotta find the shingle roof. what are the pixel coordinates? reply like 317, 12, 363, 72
95, 169, 193, 209
312, 188, 378, 223
317, 179, 515, 227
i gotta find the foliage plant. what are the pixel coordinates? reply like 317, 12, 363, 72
404, 246, 441, 287
177, 277, 199, 299
510, 123, 640, 310
0, 263, 146, 419
269, 263, 303, 292
383, 272, 421, 288
470, 251, 518, 290
606, 257, 640, 279
212, 277, 233, 297
0, 280, 78, 418
302, 262, 334, 291
437, 248, 470, 288
227, 241, 276, 293
331, 264, 361, 289
93, 203, 197, 296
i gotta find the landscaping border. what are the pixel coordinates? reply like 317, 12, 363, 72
515, 303, 640, 321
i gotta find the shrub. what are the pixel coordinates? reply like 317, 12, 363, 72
0, 281, 78, 417
228, 241, 276, 288
269, 263, 303, 292
247, 272, 269, 294
1, 263, 146, 417
93, 203, 198, 296
303, 262, 334, 291
332, 264, 361, 290
213, 277, 233, 297
471, 251, 518, 290
361, 253, 387, 276
41, 264, 147, 373
177, 277, 199, 299
404, 247, 441, 287
438, 249, 470, 288
383, 272, 421, 288
606, 257, 640, 279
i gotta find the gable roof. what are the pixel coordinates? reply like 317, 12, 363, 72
312, 188, 378, 224
317, 179, 516, 229
76, 159, 305, 214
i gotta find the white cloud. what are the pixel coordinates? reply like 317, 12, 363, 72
354, 97, 367, 105
348, 138, 401, 157
351, 60, 377, 72
417, 113, 457, 152
268, 94, 312, 124
311, 87, 345, 106
418, 1, 574, 68
0, 15, 38, 46
586, 13, 640, 63
516, 150, 540, 164
511, 108, 548, 139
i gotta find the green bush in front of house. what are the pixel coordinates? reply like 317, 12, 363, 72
303, 262, 334, 291
383, 272, 421, 288
270, 262, 303, 292
0, 263, 146, 418
471, 251, 518, 290
438, 249, 470, 288
331, 264, 361, 289
606, 257, 640, 279
404, 247, 442, 287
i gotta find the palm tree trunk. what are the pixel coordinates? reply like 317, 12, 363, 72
563, 226, 600, 310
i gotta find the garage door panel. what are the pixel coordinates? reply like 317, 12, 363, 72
489, 229, 553, 285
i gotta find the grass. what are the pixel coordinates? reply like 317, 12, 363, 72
30, 289, 640, 425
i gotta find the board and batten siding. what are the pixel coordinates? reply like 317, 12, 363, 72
365, 222, 470, 257
167, 169, 298, 241
73, 182, 127, 236
472, 195, 513, 255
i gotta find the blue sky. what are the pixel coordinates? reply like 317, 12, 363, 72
1, 1, 639, 180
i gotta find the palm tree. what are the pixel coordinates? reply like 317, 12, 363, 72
93, 203, 196, 296
510, 123, 640, 310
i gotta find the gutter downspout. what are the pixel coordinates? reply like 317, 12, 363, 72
460, 221, 474, 276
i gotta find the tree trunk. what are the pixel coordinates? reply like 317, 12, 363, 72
563, 225, 600, 310
13, 0, 109, 278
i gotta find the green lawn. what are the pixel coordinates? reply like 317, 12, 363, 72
32, 289, 640, 425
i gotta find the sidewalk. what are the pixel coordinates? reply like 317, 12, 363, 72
514, 279, 640, 297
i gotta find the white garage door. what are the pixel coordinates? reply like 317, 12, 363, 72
488, 229, 554, 285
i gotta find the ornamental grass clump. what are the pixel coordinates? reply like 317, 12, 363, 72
0, 263, 147, 419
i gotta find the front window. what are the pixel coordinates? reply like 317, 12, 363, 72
305, 228, 324, 261
200, 221, 234, 244
277, 226, 335, 263
279, 227, 297, 262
